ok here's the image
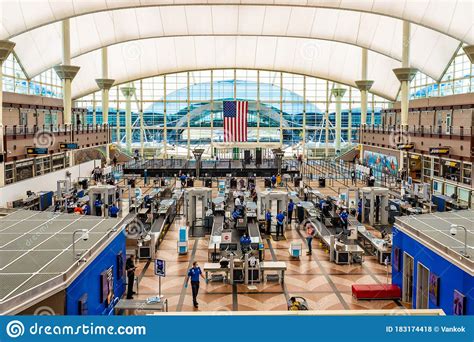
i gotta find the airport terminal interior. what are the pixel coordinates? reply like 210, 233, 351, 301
0, 0, 472, 317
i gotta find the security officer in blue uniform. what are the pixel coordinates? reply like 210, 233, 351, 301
109, 203, 120, 218
339, 208, 349, 236
94, 197, 103, 217
265, 209, 272, 235
240, 233, 252, 254
276, 210, 285, 240
185, 261, 206, 308
180, 173, 187, 188
287, 199, 295, 224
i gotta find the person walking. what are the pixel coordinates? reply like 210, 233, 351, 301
305, 221, 315, 255
350, 169, 356, 185
303, 186, 309, 202
287, 199, 295, 224
126, 255, 136, 299
185, 261, 206, 308
339, 208, 349, 236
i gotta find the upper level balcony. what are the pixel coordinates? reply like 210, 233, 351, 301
2, 124, 111, 162
361, 124, 473, 140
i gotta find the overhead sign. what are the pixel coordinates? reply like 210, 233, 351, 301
429, 147, 450, 155
154, 259, 166, 277
60, 142, 79, 150
26, 147, 48, 155
397, 143, 414, 150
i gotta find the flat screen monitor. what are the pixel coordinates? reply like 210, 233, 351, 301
138, 246, 151, 259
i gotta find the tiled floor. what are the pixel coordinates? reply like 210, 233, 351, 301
130, 174, 405, 313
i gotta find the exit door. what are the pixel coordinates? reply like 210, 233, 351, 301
403, 253, 414, 305
416, 262, 429, 309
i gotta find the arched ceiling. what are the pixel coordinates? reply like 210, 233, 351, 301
12, 6, 460, 82
1, 1, 471, 101
71, 36, 401, 100
1, 1, 472, 43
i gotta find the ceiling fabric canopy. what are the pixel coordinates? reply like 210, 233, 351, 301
71, 36, 401, 100
1, 0, 472, 44
11, 5, 460, 83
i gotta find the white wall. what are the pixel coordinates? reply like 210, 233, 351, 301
0, 160, 100, 207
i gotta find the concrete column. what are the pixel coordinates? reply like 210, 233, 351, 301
348, 111, 352, 144
95, 47, 114, 165
121, 85, 135, 153
0, 40, 16, 187
54, 19, 80, 126
302, 76, 306, 161
92, 92, 96, 125
355, 49, 374, 127
331, 87, 346, 153
393, 21, 418, 128
54, 19, 80, 167
210, 70, 214, 157
355, 48, 374, 164
139, 80, 144, 158
163, 75, 167, 159
325, 81, 329, 157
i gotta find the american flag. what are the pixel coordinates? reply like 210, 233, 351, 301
223, 100, 248, 142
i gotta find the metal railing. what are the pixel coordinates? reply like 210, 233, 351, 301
361, 124, 473, 137
4, 124, 110, 137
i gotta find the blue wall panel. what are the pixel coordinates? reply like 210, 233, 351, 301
392, 227, 473, 315
65, 231, 126, 315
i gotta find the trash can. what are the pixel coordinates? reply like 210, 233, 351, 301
205, 178, 212, 188
187, 178, 194, 187
264, 178, 272, 188
318, 177, 326, 188
230, 178, 238, 188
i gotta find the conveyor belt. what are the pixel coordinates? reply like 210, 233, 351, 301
151, 216, 166, 233
211, 215, 225, 237
248, 222, 260, 238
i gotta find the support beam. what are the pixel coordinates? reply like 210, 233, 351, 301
0, 40, 16, 187
139, 80, 144, 158
54, 19, 80, 167
121, 85, 135, 153
393, 21, 418, 128
331, 87, 346, 153
356, 48, 374, 164
95, 49, 115, 165
163, 75, 167, 159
